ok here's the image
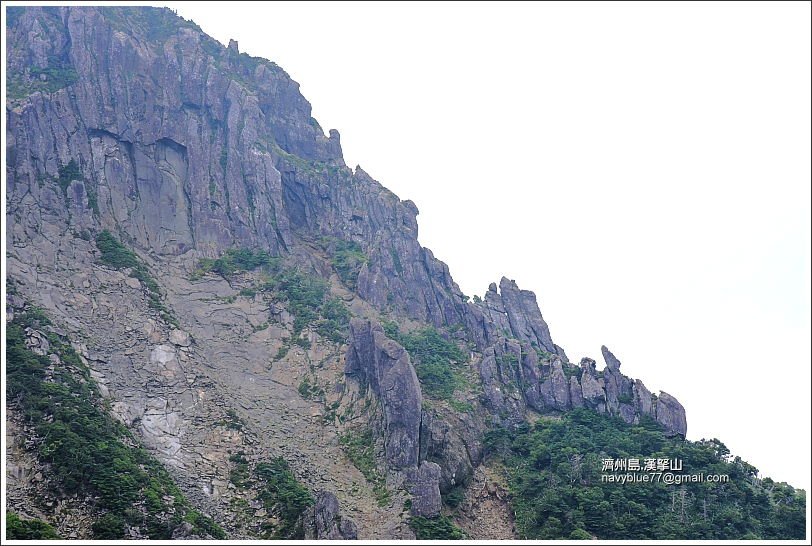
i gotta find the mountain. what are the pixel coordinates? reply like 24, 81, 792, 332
4, 6, 806, 541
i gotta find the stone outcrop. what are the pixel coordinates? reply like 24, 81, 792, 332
345, 319, 442, 516
302, 492, 358, 540
474, 337, 686, 436
654, 392, 687, 437
345, 318, 422, 470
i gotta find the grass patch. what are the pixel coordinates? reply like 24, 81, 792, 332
409, 515, 466, 539
339, 428, 390, 507
194, 249, 352, 343
6, 512, 60, 540
321, 237, 368, 291
448, 399, 474, 413
254, 458, 313, 539
95, 231, 178, 327
383, 322, 468, 400
192, 248, 278, 278
229, 452, 250, 488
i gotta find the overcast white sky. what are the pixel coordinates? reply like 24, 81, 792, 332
161, 1, 811, 490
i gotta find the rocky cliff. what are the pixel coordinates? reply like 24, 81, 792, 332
5, 6, 685, 540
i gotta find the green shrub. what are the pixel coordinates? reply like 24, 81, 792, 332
297, 378, 323, 400
239, 287, 257, 298
195, 251, 351, 342
194, 248, 278, 278
324, 238, 367, 290
6, 512, 60, 540
222, 409, 244, 431
254, 458, 314, 539
384, 323, 468, 400
313, 297, 351, 343
57, 160, 82, 197
95, 231, 177, 326
274, 346, 289, 361
92, 513, 126, 539
7, 65, 79, 100
562, 362, 583, 380
339, 428, 390, 506
409, 515, 466, 539
443, 486, 466, 508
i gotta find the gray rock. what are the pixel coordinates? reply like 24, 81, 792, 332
302, 491, 358, 540
569, 376, 584, 408
633, 379, 653, 417
407, 462, 442, 518
496, 277, 557, 353
655, 391, 687, 436
549, 359, 571, 411
419, 410, 475, 492
579, 358, 606, 411
601, 345, 622, 372
169, 328, 191, 347
345, 318, 421, 469
171, 522, 194, 539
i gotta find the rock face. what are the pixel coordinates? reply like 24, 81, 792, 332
345, 319, 442, 517
5, 5, 688, 539
345, 319, 422, 470
302, 492, 358, 540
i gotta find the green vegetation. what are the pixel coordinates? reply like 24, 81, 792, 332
339, 428, 390, 507
297, 377, 324, 401
314, 297, 352, 343
324, 238, 368, 290
409, 515, 467, 539
292, 335, 312, 349
7, 64, 79, 100
273, 346, 289, 361
448, 399, 474, 413
6, 512, 60, 540
192, 248, 278, 278
260, 268, 350, 342
442, 486, 466, 508
229, 452, 250, 488
86, 185, 100, 215
219, 408, 244, 431
390, 248, 403, 275
562, 361, 583, 380
383, 322, 468, 400
239, 287, 257, 298
485, 408, 806, 540
193, 248, 351, 343
95, 231, 178, 327
254, 458, 314, 539
6, 307, 225, 539
57, 160, 82, 197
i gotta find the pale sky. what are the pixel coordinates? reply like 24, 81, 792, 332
155, 1, 811, 491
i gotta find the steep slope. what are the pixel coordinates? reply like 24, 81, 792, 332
5, 6, 803, 541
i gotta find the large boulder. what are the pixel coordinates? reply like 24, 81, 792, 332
302, 491, 358, 540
